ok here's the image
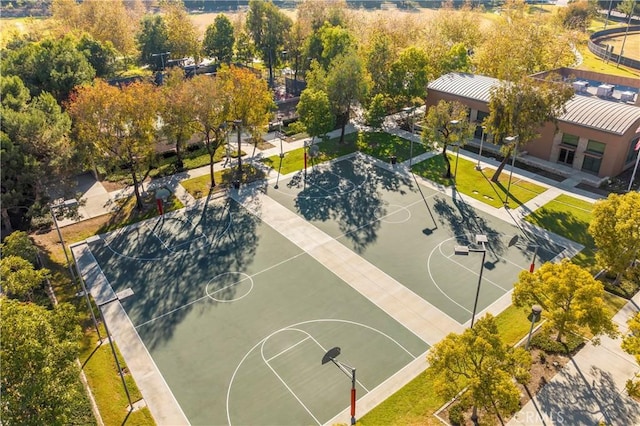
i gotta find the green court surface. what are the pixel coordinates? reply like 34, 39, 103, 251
265, 154, 567, 325
87, 198, 427, 425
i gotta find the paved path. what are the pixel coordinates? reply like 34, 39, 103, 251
65, 120, 640, 426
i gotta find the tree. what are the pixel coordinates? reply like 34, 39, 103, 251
159, 68, 198, 171
296, 88, 335, 144
388, 46, 430, 107
364, 93, 388, 131
473, 0, 575, 80
484, 76, 574, 182
163, 1, 200, 60
0, 231, 38, 265
324, 50, 369, 144
203, 14, 235, 64
68, 79, 159, 210
428, 315, 532, 423
421, 100, 473, 179
363, 30, 395, 98
588, 192, 640, 281
317, 23, 355, 70
246, 0, 292, 87
190, 74, 227, 187
1, 298, 83, 424
618, 0, 640, 19
0, 256, 49, 301
217, 65, 275, 169
555, 0, 597, 31
512, 259, 618, 343
622, 312, 640, 397
77, 34, 119, 78
136, 15, 169, 67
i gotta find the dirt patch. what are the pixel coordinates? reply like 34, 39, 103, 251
99, 180, 127, 192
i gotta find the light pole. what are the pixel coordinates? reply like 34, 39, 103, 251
273, 120, 284, 189
234, 119, 242, 188
454, 234, 488, 328
475, 125, 486, 171
529, 243, 540, 273
322, 347, 357, 426
50, 199, 78, 285
525, 305, 543, 350
504, 135, 518, 208
449, 120, 460, 184
403, 106, 415, 167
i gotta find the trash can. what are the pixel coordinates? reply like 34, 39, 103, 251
233, 180, 240, 189
390, 155, 397, 165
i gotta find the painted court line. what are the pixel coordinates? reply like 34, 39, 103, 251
264, 335, 311, 363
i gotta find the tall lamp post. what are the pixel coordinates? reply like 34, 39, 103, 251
403, 106, 416, 167
322, 347, 357, 426
50, 199, 78, 285
454, 234, 488, 328
525, 305, 543, 350
475, 125, 486, 171
504, 135, 518, 208
449, 120, 461, 184
234, 119, 242, 188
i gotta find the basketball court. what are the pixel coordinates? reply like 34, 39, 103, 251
74, 152, 567, 425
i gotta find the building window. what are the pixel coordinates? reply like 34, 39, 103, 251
627, 137, 640, 164
558, 133, 578, 165
581, 140, 605, 174
474, 111, 489, 139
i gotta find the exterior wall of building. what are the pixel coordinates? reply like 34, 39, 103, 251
426, 88, 640, 179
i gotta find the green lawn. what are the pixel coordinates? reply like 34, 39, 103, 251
412, 153, 547, 209
181, 164, 266, 198
80, 325, 155, 426
262, 131, 428, 174
523, 194, 595, 267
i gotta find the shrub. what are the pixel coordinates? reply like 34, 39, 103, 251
448, 403, 465, 426
530, 331, 584, 354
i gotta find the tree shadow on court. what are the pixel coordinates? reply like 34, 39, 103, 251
432, 194, 507, 261
294, 156, 408, 253
91, 198, 261, 350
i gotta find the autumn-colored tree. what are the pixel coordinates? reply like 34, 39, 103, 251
189, 74, 228, 187
163, 1, 200, 60
68, 79, 159, 210
622, 312, 640, 397
428, 315, 532, 423
217, 65, 275, 173
473, 0, 575, 80
159, 68, 198, 170
588, 192, 640, 281
484, 76, 574, 182
421, 100, 473, 179
512, 259, 618, 343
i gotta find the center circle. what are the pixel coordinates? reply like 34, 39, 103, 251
375, 204, 411, 223
206, 272, 254, 302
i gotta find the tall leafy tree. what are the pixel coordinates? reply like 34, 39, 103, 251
1, 298, 83, 424
622, 312, 640, 397
428, 315, 532, 423
318, 23, 354, 70
160, 68, 198, 171
190, 74, 227, 187
421, 100, 473, 179
484, 76, 574, 182
512, 259, 618, 344
203, 14, 235, 64
163, 1, 200, 60
588, 192, 640, 281
246, 0, 292, 87
324, 50, 369, 144
0, 256, 49, 302
363, 30, 395, 98
68, 79, 159, 210
296, 88, 335, 144
388, 46, 430, 107
136, 15, 170, 67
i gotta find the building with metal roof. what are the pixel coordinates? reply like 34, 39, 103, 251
426, 71, 640, 181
